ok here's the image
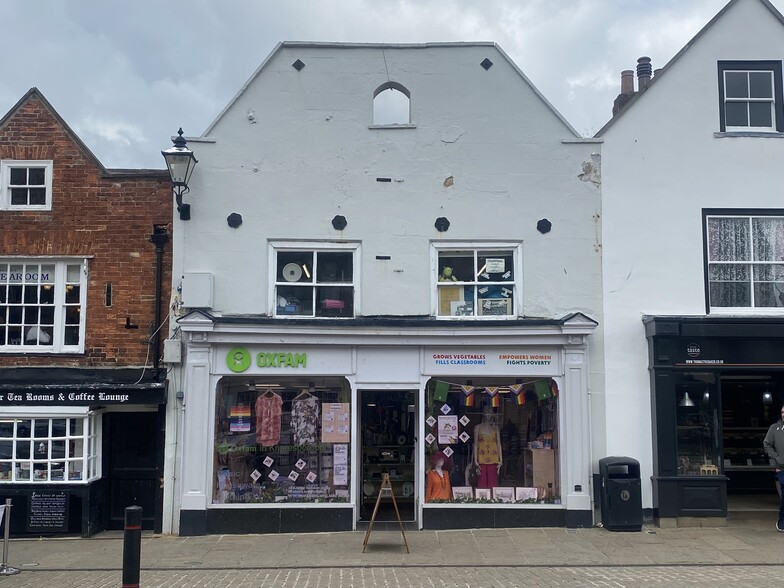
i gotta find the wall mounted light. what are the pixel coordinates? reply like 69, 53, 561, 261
162, 128, 198, 221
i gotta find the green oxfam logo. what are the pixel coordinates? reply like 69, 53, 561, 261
227, 348, 252, 372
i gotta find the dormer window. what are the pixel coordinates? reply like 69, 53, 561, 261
718, 61, 783, 133
1, 160, 53, 210
372, 82, 411, 126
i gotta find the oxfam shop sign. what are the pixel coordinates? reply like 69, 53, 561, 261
226, 348, 308, 373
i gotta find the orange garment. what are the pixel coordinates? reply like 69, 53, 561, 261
425, 469, 452, 502
477, 427, 500, 465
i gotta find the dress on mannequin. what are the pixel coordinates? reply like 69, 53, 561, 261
473, 408, 502, 489
426, 451, 453, 502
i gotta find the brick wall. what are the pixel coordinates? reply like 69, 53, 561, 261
0, 93, 172, 368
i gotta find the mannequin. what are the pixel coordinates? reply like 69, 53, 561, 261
473, 407, 502, 489
425, 451, 452, 502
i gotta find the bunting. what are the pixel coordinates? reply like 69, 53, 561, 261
461, 385, 475, 407
509, 384, 525, 406
534, 379, 552, 400
433, 380, 450, 402
550, 379, 559, 397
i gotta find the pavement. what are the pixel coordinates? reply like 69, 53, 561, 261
0, 513, 783, 587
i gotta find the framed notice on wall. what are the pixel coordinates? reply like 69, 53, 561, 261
321, 403, 350, 443
27, 490, 69, 533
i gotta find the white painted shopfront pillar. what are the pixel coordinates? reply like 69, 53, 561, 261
563, 337, 593, 518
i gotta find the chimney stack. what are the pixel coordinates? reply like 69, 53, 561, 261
637, 56, 652, 90
613, 70, 637, 116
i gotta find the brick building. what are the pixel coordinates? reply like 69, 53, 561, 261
0, 88, 172, 535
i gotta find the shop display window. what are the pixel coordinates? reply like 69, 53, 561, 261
675, 373, 721, 475
0, 415, 100, 483
435, 247, 518, 318
424, 377, 560, 504
214, 377, 352, 504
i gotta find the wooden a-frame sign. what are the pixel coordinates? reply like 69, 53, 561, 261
361, 473, 410, 553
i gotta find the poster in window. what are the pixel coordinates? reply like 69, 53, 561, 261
321, 403, 350, 443
437, 415, 458, 444
478, 298, 512, 316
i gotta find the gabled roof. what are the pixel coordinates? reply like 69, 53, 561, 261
595, 0, 784, 137
203, 41, 582, 138
0, 87, 168, 178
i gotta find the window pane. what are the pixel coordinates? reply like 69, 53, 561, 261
29, 188, 46, 205
316, 252, 352, 283
27, 168, 45, 185
70, 439, 83, 458
34, 440, 48, 458
708, 218, 750, 261
0, 441, 11, 460
16, 465, 30, 480
34, 420, 49, 438
438, 285, 473, 316
725, 102, 748, 127
276, 252, 313, 283
65, 285, 80, 304
315, 286, 354, 317
16, 441, 30, 459
33, 463, 48, 481
477, 252, 514, 282
65, 306, 80, 325
9, 168, 26, 185
52, 419, 66, 437
51, 440, 66, 459
68, 460, 83, 481
749, 72, 773, 98
710, 281, 750, 307
10, 188, 27, 205
69, 419, 84, 436
64, 326, 80, 346
16, 420, 30, 438
749, 102, 773, 127
478, 293, 514, 316
0, 421, 13, 438
725, 72, 748, 98
438, 251, 474, 283
752, 218, 784, 261
276, 285, 314, 316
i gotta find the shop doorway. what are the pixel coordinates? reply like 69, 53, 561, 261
721, 374, 782, 516
359, 390, 417, 522
105, 410, 164, 531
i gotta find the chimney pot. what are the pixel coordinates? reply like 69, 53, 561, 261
620, 70, 635, 94
637, 56, 652, 90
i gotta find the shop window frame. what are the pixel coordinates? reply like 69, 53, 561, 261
703, 209, 784, 313
268, 241, 360, 319
0, 258, 88, 353
0, 413, 101, 484
1, 160, 53, 210
431, 242, 522, 319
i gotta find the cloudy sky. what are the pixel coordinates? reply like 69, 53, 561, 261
1, 0, 778, 169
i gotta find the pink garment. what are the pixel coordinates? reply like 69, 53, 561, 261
255, 393, 283, 446
477, 463, 498, 489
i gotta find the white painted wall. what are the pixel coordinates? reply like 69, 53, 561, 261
173, 43, 602, 323
599, 0, 784, 508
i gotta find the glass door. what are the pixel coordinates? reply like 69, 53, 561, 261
359, 390, 417, 522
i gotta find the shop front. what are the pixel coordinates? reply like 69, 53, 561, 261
0, 369, 166, 536
645, 316, 784, 525
176, 313, 596, 535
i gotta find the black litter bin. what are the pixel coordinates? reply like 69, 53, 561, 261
599, 456, 642, 531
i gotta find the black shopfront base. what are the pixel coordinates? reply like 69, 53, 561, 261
181, 507, 353, 535
423, 507, 591, 529
652, 475, 728, 520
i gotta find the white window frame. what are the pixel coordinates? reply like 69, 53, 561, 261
0, 258, 88, 353
0, 412, 101, 484
1, 160, 53, 211
431, 242, 523, 320
268, 241, 361, 318
723, 70, 776, 132
706, 214, 784, 313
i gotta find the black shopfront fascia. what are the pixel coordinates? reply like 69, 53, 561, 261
644, 315, 784, 521
0, 374, 167, 537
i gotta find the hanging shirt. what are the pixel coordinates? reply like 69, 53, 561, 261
255, 393, 283, 447
291, 395, 319, 445
477, 427, 500, 465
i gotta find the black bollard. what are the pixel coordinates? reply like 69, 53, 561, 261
122, 506, 142, 588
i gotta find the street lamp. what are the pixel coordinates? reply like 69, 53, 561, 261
162, 128, 198, 220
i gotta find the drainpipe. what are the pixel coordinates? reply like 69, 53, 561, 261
150, 225, 170, 381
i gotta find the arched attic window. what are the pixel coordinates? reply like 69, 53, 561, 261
372, 82, 411, 125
